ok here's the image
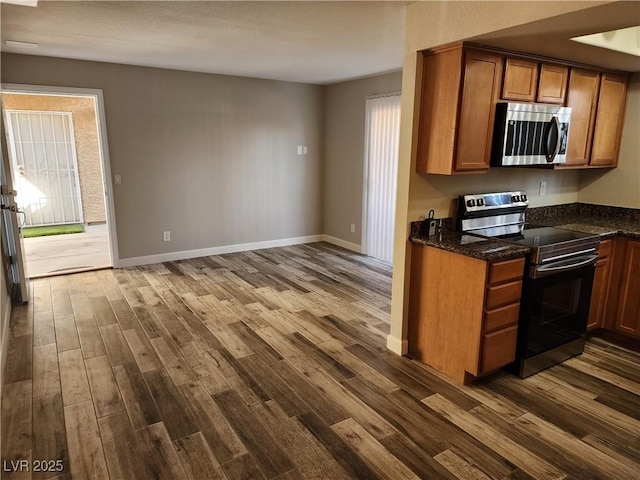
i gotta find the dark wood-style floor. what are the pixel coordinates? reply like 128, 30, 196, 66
2, 242, 639, 480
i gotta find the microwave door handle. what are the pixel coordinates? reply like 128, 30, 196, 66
544, 117, 560, 163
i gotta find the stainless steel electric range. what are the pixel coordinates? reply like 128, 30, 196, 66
458, 191, 600, 377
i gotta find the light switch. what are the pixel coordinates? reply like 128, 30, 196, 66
114, 173, 122, 185
297, 146, 303, 155
303, 146, 308, 155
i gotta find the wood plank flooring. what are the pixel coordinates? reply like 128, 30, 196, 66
2, 242, 639, 480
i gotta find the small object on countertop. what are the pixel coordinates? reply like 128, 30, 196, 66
426, 209, 438, 237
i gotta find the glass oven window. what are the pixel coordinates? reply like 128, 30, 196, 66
534, 277, 581, 325
521, 265, 594, 357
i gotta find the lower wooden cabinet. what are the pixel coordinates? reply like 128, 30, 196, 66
408, 244, 524, 384
480, 326, 518, 373
587, 239, 612, 331
607, 238, 640, 337
596, 236, 640, 340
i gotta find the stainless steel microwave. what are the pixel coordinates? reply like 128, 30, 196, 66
492, 102, 572, 166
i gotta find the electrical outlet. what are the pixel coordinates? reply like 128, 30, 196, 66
163, 231, 171, 242
539, 181, 547, 196
350, 224, 356, 233
113, 173, 122, 185
302, 146, 308, 155
297, 145, 303, 155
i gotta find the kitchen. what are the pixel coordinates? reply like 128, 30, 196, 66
402, 38, 640, 383
388, 2, 640, 382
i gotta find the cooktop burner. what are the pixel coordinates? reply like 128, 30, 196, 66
515, 226, 598, 247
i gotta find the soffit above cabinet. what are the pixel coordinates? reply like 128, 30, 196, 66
469, 1, 640, 73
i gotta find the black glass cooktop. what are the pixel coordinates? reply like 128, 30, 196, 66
515, 227, 598, 247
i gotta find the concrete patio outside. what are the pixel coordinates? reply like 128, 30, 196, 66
23, 223, 111, 277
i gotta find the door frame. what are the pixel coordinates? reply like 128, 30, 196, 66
1, 83, 120, 267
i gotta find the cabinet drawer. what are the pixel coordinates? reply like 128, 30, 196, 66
480, 325, 518, 373
598, 239, 612, 259
489, 258, 525, 285
486, 280, 522, 310
484, 303, 520, 333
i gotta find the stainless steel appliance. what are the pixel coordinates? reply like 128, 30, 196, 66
458, 191, 599, 377
492, 103, 572, 166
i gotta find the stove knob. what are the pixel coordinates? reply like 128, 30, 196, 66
466, 199, 476, 207
477, 198, 484, 206
521, 194, 527, 202
512, 195, 520, 202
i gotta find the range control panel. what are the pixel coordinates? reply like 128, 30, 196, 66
460, 191, 529, 213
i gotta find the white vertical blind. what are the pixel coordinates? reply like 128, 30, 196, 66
363, 94, 401, 263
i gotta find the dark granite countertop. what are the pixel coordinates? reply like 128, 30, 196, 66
409, 203, 639, 262
409, 228, 530, 262
527, 204, 640, 239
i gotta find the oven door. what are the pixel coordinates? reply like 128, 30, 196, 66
518, 253, 597, 360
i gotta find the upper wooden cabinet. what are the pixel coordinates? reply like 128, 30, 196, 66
502, 58, 538, 101
503, 60, 568, 104
416, 46, 502, 175
564, 68, 600, 166
537, 64, 568, 104
591, 73, 628, 167
457, 50, 504, 172
415, 42, 629, 175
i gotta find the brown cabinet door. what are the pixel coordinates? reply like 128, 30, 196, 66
416, 47, 464, 174
502, 58, 538, 101
591, 73, 628, 167
587, 256, 611, 331
455, 49, 503, 172
614, 239, 640, 337
565, 68, 600, 166
537, 64, 568, 104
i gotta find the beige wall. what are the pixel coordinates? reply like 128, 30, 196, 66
388, 1, 615, 354
1, 54, 323, 260
2, 93, 106, 224
578, 72, 640, 208
323, 71, 402, 246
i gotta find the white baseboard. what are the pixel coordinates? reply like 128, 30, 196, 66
321, 235, 362, 253
386, 334, 408, 355
117, 234, 324, 268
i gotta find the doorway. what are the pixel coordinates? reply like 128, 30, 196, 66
1, 84, 118, 277
362, 93, 401, 264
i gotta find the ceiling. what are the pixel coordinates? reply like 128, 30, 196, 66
471, 2, 640, 72
1, 1, 638, 87
0, 1, 407, 85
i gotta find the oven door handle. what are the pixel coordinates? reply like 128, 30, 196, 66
532, 254, 598, 279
